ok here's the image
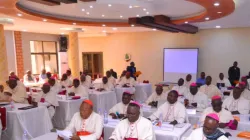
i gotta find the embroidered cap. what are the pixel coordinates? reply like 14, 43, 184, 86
212, 95, 221, 101
83, 100, 93, 106
207, 113, 219, 121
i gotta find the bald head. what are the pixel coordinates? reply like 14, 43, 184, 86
203, 116, 219, 136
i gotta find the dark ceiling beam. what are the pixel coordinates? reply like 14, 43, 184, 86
27, 0, 60, 6
52, 0, 77, 4
154, 15, 198, 34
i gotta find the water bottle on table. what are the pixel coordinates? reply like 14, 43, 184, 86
104, 110, 108, 124
10, 101, 15, 111
158, 113, 163, 127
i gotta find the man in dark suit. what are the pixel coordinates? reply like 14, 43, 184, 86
127, 62, 136, 80
228, 61, 240, 86
110, 69, 117, 79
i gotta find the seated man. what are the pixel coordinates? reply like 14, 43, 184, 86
96, 77, 114, 91
68, 79, 89, 98
0, 85, 11, 102
39, 69, 47, 83
196, 72, 206, 86
172, 78, 188, 97
60, 73, 72, 88
109, 92, 132, 119
110, 69, 117, 79
48, 77, 62, 94
146, 85, 167, 106
216, 73, 231, 88
59, 100, 103, 140
109, 102, 155, 140
66, 70, 73, 81
184, 74, 192, 88
184, 83, 208, 112
199, 76, 221, 99
187, 113, 230, 140
200, 96, 238, 129
223, 87, 250, 114
36, 83, 59, 118
106, 71, 116, 86
118, 70, 127, 83
80, 74, 91, 88
23, 70, 37, 84
119, 72, 136, 87
149, 90, 186, 125
8, 78, 28, 104
238, 78, 250, 100
83, 71, 92, 85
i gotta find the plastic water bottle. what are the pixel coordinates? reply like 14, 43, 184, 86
104, 110, 108, 124
158, 113, 163, 127
10, 101, 15, 111
22, 131, 28, 140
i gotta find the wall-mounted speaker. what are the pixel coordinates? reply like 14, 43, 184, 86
59, 36, 68, 52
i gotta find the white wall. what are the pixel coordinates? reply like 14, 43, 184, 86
4, 30, 16, 73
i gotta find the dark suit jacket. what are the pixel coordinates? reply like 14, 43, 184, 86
228, 66, 240, 81
127, 66, 136, 80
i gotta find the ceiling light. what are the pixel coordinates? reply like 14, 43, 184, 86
133, 6, 140, 8
217, 12, 222, 14
17, 13, 22, 17
185, 21, 188, 24
205, 17, 210, 20
102, 15, 105, 17
86, 12, 90, 15
82, 9, 85, 12
61, 33, 65, 35
214, 2, 220, 6
129, 6, 133, 8
73, 23, 76, 25
143, 8, 147, 11
90, 5, 93, 8
216, 25, 221, 28
146, 12, 149, 15
102, 24, 106, 27
120, 15, 123, 18
152, 28, 157, 31
43, 19, 47, 22
102, 30, 106, 33
112, 28, 117, 30
136, 15, 140, 17
22, 29, 27, 32
131, 24, 135, 27
108, 4, 112, 7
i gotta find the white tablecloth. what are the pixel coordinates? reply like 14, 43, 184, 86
134, 83, 152, 102
104, 119, 191, 140
53, 98, 85, 129
2, 103, 53, 140
31, 132, 57, 140
89, 90, 117, 112
182, 128, 245, 140
115, 87, 135, 103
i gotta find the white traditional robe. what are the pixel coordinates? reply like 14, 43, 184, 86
145, 92, 167, 104
109, 116, 155, 140
222, 96, 250, 114
36, 90, 59, 118
61, 79, 72, 87
9, 85, 28, 104
50, 82, 62, 94
216, 78, 231, 87
149, 101, 186, 123
242, 89, 250, 100
109, 102, 129, 115
200, 107, 234, 123
199, 84, 221, 99
97, 82, 114, 91
184, 81, 192, 89
119, 77, 136, 87
68, 85, 89, 98
185, 91, 208, 112
39, 74, 47, 83
108, 76, 116, 85
23, 74, 37, 84
186, 128, 229, 140
172, 85, 189, 97
65, 112, 103, 139
81, 81, 91, 88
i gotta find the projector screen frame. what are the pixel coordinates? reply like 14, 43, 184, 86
163, 48, 199, 83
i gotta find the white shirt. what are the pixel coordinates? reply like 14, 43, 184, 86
186, 127, 229, 140
61, 79, 72, 87
172, 85, 189, 97
145, 92, 167, 104
108, 76, 116, 85
185, 91, 208, 112
97, 82, 114, 91
222, 96, 250, 114
39, 74, 47, 83
109, 102, 129, 115
9, 85, 28, 104
65, 112, 103, 139
149, 101, 186, 123
50, 82, 62, 94
119, 77, 136, 87
109, 116, 155, 140
23, 74, 37, 84
242, 89, 250, 100
68, 85, 89, 98
184, 81, 192, 89
36, 90, 59, 107
200, 107, 234, 123
216, 78, 231, 87
199, 84, 221, 99
81, 81, 91, 88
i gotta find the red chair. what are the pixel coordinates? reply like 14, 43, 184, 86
27, 95, 32, 104
26, 87, 30, 92
36, 77, 39, 82
58, 90, 67, 95
0, 107, 7, 130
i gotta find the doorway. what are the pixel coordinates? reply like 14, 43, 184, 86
82, 52, 103, 79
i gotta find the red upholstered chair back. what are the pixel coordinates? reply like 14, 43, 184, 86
36, 77, 39, 82
27, 95, 32, 104
0, 107, 7, 130
26, 87, 30, 92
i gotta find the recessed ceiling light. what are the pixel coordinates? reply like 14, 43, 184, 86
43, 19, 47, 22
129, 6, 133, 8
120, 15, 123, 18
217, 12, 222, 14
143, 8, 147, 11
112, 28, 117, 30
61, 33, 65, 35
82, 9, 85, 12
102, 30, 106, 33
102, 15, 105, 17
133, 6, 140, 8
136, 15, 140, 17
86, 12, 90, 15
73, 23, 76, 25
146, 12, 149, 15
185, 21, 188, 24
90, 5, 93, 8
216, 25, 221, 28
214, 2, 220, 6
152, 28, 157, 31
108, 4, 112, 7
131, 24, 135, 27
22, 29, 27, 32
102, 24, 106, 27
17, 13, 22, 17
205, 17, 210, 20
